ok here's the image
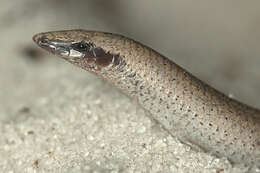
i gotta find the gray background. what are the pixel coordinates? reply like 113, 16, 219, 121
0, 0, 260, 172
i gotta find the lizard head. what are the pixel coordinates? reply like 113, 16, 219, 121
33, 30, 121, 73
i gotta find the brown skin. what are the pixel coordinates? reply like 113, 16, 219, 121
33, 30, 260, 168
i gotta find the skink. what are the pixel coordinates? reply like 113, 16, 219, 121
33, 29, 260, 168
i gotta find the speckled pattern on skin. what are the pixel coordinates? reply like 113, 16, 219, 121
33, 30, 260, 168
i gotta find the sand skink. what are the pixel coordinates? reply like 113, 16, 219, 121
33, 30, 260, 167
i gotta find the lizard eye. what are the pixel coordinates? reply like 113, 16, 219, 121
72, 41, 89, 51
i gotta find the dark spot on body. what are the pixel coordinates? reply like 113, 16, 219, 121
225, 117, 228, 120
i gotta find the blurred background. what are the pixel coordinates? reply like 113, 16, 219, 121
0, 0, 260, 172
1, 0, 260, 112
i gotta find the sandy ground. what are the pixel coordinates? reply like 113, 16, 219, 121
0, 0, 260, 172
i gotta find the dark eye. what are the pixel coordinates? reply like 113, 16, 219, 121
72, 41, 88, 51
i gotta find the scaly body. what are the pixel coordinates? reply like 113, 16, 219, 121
33, 30, 260, 167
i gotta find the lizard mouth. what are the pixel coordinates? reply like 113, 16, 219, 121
33, 34, 71, 57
